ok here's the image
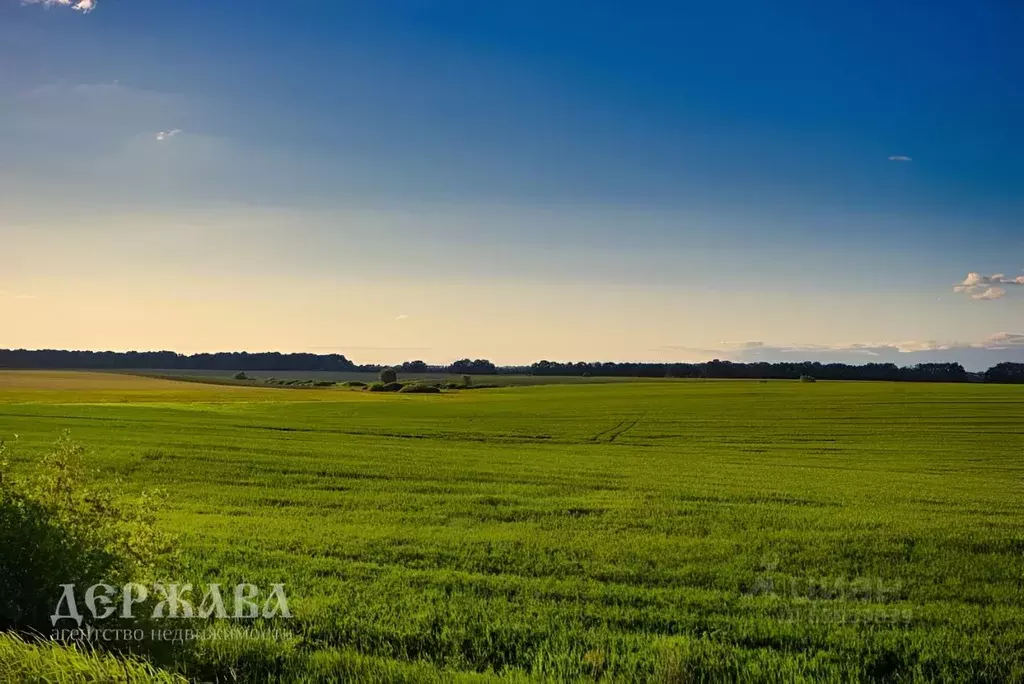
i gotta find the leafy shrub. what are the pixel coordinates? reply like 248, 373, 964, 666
342, 381, 367, 388
398, 383, 441, 394
0, 433, 170, 633
800, 375, 817, 383
462, 375, 472, 387
379, 367, 398, 384
313, 381, 335, 387
367, 382, 404, 392
232, 372, 248, 380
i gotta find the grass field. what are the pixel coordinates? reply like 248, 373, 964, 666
120, 368, 653, 386
1, 371, 1022, 682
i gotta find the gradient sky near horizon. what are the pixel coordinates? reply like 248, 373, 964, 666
2, 0, 1022, 369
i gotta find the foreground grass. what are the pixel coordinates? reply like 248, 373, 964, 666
0, 632, 186, 683
1, 372, 1022, 681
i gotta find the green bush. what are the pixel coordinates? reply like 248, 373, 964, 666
398, 383, 441, 394
379, 367, 398, 384
799, 375, 817, 383
0, 433, 170, 633
367, 382, 404, 392
232, 372, 248, 380
341, 381, 367, 388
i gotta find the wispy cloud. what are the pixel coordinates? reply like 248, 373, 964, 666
973, 287, 1006, 301
156, 129, 183, 142
953, 272, 1024, 300
395, 314, 410, 321
887, 155, 912, 162
979, 332, 1024, 349
21, 0, 96, 13
0, 290, 36, 300
15, 81, 187, 144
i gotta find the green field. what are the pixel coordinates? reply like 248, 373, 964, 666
117, 366, 655, 387
1, 371, 1022, 682
122, 368, 654, 386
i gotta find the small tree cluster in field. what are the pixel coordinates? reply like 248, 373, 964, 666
232, 372, 248, 380
800, 375, 817, 383
378, 367, 398, 384
0, 433, 170, 634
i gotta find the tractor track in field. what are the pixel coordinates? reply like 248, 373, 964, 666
591, 413, 646, 443
608, 416, 643, 442
590, 420, 626, 442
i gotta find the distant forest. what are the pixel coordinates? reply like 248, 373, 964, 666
1, 349, 1022, 383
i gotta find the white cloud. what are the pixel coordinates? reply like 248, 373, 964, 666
21, 0, 96, 13
883, 340, 945, 353
156, 129, 182, 142
395, 314, 410, 321
954, 272, 1024, 300
887, 155, 912, 162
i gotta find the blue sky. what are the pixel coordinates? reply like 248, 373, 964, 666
1, 0, 1022, 368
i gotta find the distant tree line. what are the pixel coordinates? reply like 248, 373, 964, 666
984, 362, 1024, 384
511, 360, 977, 382
0, 349, 356, 372
1, 349, 1022, 383
408, 359, 1022, 383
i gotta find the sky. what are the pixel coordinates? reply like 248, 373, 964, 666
1, 0, 1022, 369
